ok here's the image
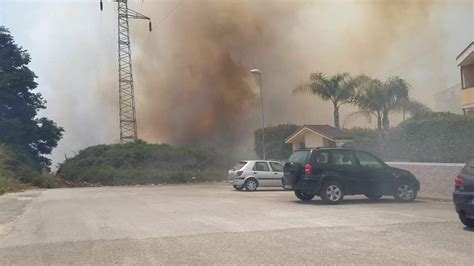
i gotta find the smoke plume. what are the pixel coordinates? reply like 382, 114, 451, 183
130, 0, 445, 147
2, 0, 472, 164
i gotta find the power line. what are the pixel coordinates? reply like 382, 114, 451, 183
143, 0, 182, 53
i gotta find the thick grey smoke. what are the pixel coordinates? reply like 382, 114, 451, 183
1, 0, 472, 164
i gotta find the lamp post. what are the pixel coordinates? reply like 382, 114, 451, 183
250, 68, 266, 160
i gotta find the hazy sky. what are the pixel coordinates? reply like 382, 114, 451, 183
0, 0, 473, 167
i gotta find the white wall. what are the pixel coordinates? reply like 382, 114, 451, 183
304, 133, 325, 148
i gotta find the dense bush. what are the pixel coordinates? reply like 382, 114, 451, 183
255, 124, 299, 159
398, 113, 474, 163
56, 142, 226, 185
0, 144, 56, 194
346, 113, 474, 163
344, 127, 404, 161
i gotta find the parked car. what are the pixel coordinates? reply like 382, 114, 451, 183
453, 159, 474, 228
282, 148, 420, 204
228, 160, 285, 191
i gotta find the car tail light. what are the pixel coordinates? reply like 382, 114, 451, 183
236, 170, 243, 177
304, 164, 312, 175
455, 176, 464, 186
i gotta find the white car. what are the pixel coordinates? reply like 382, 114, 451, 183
228, 160, 285, 191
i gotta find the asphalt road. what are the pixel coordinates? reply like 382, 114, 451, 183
0, 183, 472, 265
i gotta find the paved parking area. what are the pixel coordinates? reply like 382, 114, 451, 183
0, 183, 472, 264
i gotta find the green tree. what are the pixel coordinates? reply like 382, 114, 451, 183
0, 26, 63, 166
380, 77, 409, 131
354, 76, 410, 133
352, 76, 385, 130
254, 124, 299, 159
400, 98, 431, 120
293, 73, 356, 129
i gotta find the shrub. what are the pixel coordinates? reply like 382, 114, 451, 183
346, 113, 474, 163
32, 174, 58, 188
255, 124, 299, 159
56, 142, 226, 186
398, 113, 474, 163
0, 144, 55, 193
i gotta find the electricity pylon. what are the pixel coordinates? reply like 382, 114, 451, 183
100, 0, 152, 143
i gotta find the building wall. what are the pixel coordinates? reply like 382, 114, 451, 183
304, 133, 325, 148
387, 162, 464, 199
460, 86, 474, 116
460, 58, 474, 116
291, 134, 305, 150
461, 64, 474, 89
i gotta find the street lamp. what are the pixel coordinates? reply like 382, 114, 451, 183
250, 68, 266, 160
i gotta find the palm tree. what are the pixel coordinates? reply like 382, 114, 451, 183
293, 73, 356, 129
353, 76, 411, 132
353, 76, 385, 130
400, 98, 431, 120
380, 77, 410, 131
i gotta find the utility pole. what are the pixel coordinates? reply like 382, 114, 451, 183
250, 69, 266, 160
100, 0, 152, 143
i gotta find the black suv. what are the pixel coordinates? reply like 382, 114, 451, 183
453, 159, 474, 228
283, 148, 420, 204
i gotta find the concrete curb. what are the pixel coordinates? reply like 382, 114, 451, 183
418, 196, 452, 203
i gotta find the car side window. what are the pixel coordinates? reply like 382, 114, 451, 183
355, 151, 383, 169
269, 162, 283, 172
253, 162, 270, 172
310, 151, 330, 165
331, 150, 355, 166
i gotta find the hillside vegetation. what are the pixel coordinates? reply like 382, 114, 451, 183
0, 144, 57, 195
57, 142, 227, 186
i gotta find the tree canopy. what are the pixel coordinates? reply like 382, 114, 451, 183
0, 26, 63, 167
293, 73, 356, 129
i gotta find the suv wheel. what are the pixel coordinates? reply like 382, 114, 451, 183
393, 182, 417, 202
244, 178, 258, 191
321, 181, 344, 204
294, 190, 315, 201
365, 193, 383, 201
233, 185, 243, 191
459, 212, 474, 228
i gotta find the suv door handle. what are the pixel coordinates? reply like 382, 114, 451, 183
253, 172, 257, 174
274, 173, 278, 175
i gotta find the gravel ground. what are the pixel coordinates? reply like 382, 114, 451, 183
388, 162, 464, 199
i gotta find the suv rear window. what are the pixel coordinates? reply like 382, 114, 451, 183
232, 161, 247, 170
310, 151, 329, 165
288, 150, 310, 164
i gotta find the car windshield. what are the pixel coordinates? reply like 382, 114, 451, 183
288, 151, 310, 164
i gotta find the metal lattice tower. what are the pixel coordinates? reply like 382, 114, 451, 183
100, 0, 152, 143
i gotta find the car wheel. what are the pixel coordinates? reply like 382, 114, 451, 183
365, 193, 383, 201
459, 212, 474, 228
393, 182, 417, 202
320, 181, 344, 204
294, 190, 315, 201
233, 185, 243, 191
244, 178, 258, 191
